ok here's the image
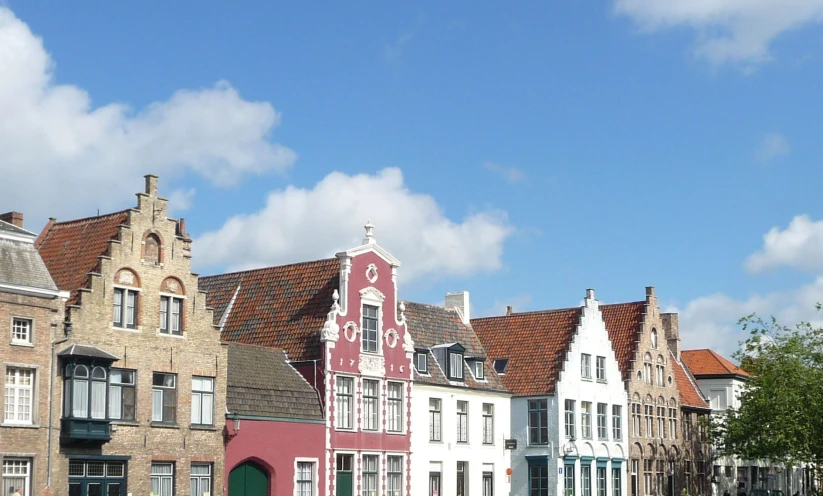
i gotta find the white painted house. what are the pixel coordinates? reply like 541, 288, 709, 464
474, 289, 629, 496
404, 292, 512, 496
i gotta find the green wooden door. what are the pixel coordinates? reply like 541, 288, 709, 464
336, 471, 353, 496
229, 462, 268, 496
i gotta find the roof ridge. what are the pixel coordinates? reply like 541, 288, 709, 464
200, 257, 338, 279
49, 209, 130, 227
471, 300, 646, 321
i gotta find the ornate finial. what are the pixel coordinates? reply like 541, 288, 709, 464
399, 301, 406, 323
363, 219, 376, 244
333, 289, 339, 304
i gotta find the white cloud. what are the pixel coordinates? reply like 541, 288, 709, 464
756, 133, 791, 162
194, 168, 514, 281
745, 215, 823, 273
484, 161, 526, 184
0, 7, 295, 227
614, 0, 823, 66
167, 188, 196, 215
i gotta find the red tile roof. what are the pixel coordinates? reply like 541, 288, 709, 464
681, 349, 749, 378
600, 302, 646, 381
671, 352, 710, 409
198, 259, 340, 362
36, 211, 130, 305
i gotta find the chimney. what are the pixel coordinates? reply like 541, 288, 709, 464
445, 291, 470, 325
0, 211, 23, 228
177, 218, 186, 236
506, 305, 513, 316
145, 174, 159, 197
586, 288, 595, 300
662, 313, 680, 360
646, 286, 655, 298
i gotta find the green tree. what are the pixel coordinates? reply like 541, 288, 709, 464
713, 310, 823, 469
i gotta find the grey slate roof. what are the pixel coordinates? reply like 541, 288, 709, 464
403, 301, 509, 394
57, 344, 120, 361
227, 343, 324, 421
0, 226, 60, 292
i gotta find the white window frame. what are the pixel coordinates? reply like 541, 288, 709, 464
596, 356, 606, 382
150, 462, 174, 496
159, 293, 185, 336
10, 318, 32, 345
387, 381, 404, 433
4, 367, 34, 425
429, 398, 442, 442
612, 405, 622, 441
2, 458, 31, 496
581, 353, 592, 380
294, 458, 318, 496
362, 378, 380, 431
475, 361, 485, 380
336, 375, 354, 430
482, 403, 494, 445
449, 352, 464, 380
581, 401, 592, 439
386, 455, 404, 496
564, 399, 576, 439
109, 368, 136, 421
359, 288, 385, 356
191, 376, 214, 426
597, 403, 608, 440
112, 286, 140, 330
151, 372, 177, 424
415, 352, 428, 374
456, 400, 468, 443
361, 453, 380, 496
191, 463, 212, 496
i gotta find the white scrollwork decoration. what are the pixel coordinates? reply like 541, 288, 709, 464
384, 328, 398, 348
343, 321, 359, 343
358, 353, 386, 377
366, 263, 378, 283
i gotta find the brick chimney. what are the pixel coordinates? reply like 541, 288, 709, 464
0, 211, 23, 228
445, 291, 470, 325
506, 305, 513, 316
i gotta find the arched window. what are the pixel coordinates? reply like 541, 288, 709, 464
643, 353, 653, 385
143, 233, 162, 264
651, 328, 658, 349
64, 364, 109, 420
113, 269, 140, 329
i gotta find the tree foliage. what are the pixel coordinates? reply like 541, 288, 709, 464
713, 309, 823, 466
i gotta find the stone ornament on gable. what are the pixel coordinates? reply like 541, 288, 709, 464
343, 322, 359, 343
402, 329, 415, 353
384, 328, 398, 348
164, 279, 180, 294
117, 270, 135, 286
358, 353, 386, 377
365, 263, 378, 284
359, 286, 386, 302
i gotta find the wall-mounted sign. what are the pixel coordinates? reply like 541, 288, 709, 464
504, 439, 517, 450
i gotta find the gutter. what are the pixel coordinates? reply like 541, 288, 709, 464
47, 320, 71, 491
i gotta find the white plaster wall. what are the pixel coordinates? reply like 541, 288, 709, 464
411, 383, 512, 496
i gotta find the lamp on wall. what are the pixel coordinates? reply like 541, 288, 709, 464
233, 418, 241, 432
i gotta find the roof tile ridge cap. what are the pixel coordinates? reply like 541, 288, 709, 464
708, 348, 737, 373
200, 257, 338, 279
472, 306, 580, 321
672, 349, 709, 405
50, 209, 131, 227
35, 218, 56, 248
556, 305, 585, 386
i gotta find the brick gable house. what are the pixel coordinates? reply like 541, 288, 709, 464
36, 176, 227, 496
200, 222, 413, 496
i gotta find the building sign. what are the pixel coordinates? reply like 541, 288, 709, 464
504, 439, 517, 450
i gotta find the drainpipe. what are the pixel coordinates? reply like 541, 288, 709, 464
47, 318, 71, 491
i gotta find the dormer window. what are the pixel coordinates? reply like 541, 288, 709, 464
415, 352, 428, 374
475, 361, 485, 380
362, 304, 379, 353
449, 351, 464, 380
493, 359, 509, 374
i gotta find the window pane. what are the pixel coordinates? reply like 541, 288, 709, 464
91, 381, 107, 419
191, 392, 201, 424
73, 379, 89, 417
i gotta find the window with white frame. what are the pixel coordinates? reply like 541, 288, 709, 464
415, 352, 428, 374
4, 367, 33, 425
336, 376, 353, 429
644, 404, 653, 436
109, 368, 136, 421
363, 379, 379, 431
191, 376, 214, 426
387, 456, 403, 496
656, 365, 665, 387
191, 463, 212, 496
475, 361, 485, 380
668, 407, 677, 440
565, 399, 576, 439
456, 400, 468, 443
362, 455, 378, 496
160, 295, 183, 335
657, 406, 666, 438
597, 403, 608, 440
482, 403, 494, 444
11, 318, 32, 345
644, 363, 653, 385
582, 465, 592, 496
152, 372, 177, 424
362, 304, 379, 353
296, 461, 314, 496
151, 462, 174, 496
113, 288, 138, 329
581, 353, 592, 379
429, 398, 442, 441
632, 403, 641, 436
387, 382, 403, 432
581, 401, 592, 439
596, 356, 606, 381
449, 351, 464, 380
529, 399, 548, 444
2, 459, 30, 496
612, 405, 622, 440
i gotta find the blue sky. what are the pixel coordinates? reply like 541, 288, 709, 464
3, 1, 823, 357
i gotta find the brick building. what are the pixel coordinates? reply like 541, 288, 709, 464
36, 176, 227, 496
201, 222, 413, 496
0, 212, 68, 496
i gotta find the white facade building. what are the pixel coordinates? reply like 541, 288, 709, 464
404, 293, 512, 496
474, 289, 629, 496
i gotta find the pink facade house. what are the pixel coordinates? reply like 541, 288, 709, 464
201, 223, 414, 496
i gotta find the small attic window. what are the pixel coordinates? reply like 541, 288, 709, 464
449, 350, 464, 381
493, 359, 509, 374
475, 361, 485, 380
415, 352, 428, 374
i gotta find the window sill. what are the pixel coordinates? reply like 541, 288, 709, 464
386, 430, 405, 436
528, 442, 549, 447
10, 341, 34, 348
111, 326, 141, 333
335, 427, 356, 433
1, 423, 39, 429
429, 439, 443, 444
157, 331, 186, 339
150, 422, 180, 429
190, 425, 218, 431
597, 379, 608, 384
111, 420, 139, 426
582, 377, 592, 382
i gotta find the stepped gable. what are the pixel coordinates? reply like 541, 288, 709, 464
403, 301, 508, 393
199, 258, 340, 362
36, 210, 130, 305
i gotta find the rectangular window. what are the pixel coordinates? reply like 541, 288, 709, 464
668, 408, 677, 440
191, 463, 212, 496
11, 318, 32, 344
363, 379, 379, 431
597, 403, 608, 440
430, 472, 441, 496
612, 468, 622, 496
109, 369, 136, 421
387, 456, 402, 496
529, 399, 548, 444
483, 471, 493, 496
457, 461, 467, 496
685, 460, 692, 491
657, 407, 666, 439
160, 296, 183, 335
416, 352, 428, 373
191, 376, 214, 426
582, 465, 592, 496
565, 465, 576, 496
336, 376, 353, 430
684, 413, 692, 441
596, 356, 606, 381
387, 382, 403, 432
150, 463, 174, 496
429, 398, 442, 441
457, 400, 468, 443
530, 462, 549, 496
612, 405, 622, 440
151, 372, 177, 424
581, 353, 592, 379
113, 288, 138, 328
450, 352, 464, 379
644, 363, 653, 385
4, 367, 33, 425
597, 467, 607, 496
643, 460, 652, 496
2, 458, 30, 496
362, 455, 378, 496
581, 401, 592, 439
644, 405, 653, 437
296, 462, 314, 496
632, 403, 641, 436
656, 461, 665, 495
656, 365, 665, 387
362, 304, 379, 353
482, 403, 494, 444
565, 399, 576, 439
475, 361, 485, 380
